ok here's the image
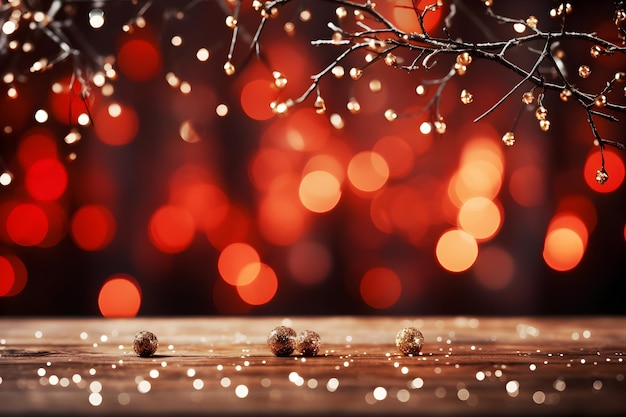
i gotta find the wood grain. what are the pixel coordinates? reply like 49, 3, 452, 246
0, 316, 625, 415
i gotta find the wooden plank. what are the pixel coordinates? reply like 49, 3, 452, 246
0, 317, 625, 415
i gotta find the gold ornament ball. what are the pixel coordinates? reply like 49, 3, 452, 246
297, 330, 322, 357
267, 326, 297, 356
396, 327, 424, 356
133, 330, 159, 357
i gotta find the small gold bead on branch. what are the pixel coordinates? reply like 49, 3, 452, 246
347, 98, 361, 114
460, 89, 473, 104
223, 61, 235, 76
454, 62, 467, 75
595, 169, 609, 184
272, 71, 287, 89
349, 67, 362, 80
539, 119, 551, 131
594, 94, 607, 107
578, 65, 591, 78
225, 15, 237, 29
314, 96, 326, 114
456, 52, 472, 66
559, 89, 572, 101
384, 109, 397, 121
522, 91, 535, 104
535, 106, 548, 120
384, 53, 397, 66
434, 119, 447, 134
614, 72, 626, 82
590, 45, 603, 58
502, 131, 515, 146
526, 15, 538, 29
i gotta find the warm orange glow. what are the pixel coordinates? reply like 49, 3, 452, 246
543, 228, 585, 271
473, 246, 514, 290
25, 158, 67, 201
453, 159, 502, 204
236, 263, 279, 306
217, 242, 261, 286
148, 205, 196, 253
360, 267, 402, 309
509, 165, 545, 207
240, 79, 277, 121
17, 129, 57, 168
0, 253, 27, 296
435, 228, 478, 272
458, 197, 502, 241
205, 204, 251, 250
98, 274, 142, 318
6, 203, 49, 246
70, 204, 116, 251
170, 182, 229, 231
347, 151, 389, 193
547, 212, 588, 249
584, 148, 624, 193
117, 38, 162, 82
93, 102, 139, 145
556, 195, 597, 234
299, 170, 342, 213
249, 148, 295, 192
287, 240, 332, 285
258, 177, 309, 245
373, 135, 415, 179
285, 108, 331, 152
302, 154, 345, 185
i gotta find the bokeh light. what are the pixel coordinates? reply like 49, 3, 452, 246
70, 205, 116, 251
436, 229, 479, 273
0, 253, 27, 297
457, 197, 502, 241
360, 267, 402, 309
117, 38, 162, 82
287, 240, 332, 285
148, 205, 196, 253
98, 274, 142, 318
217, 242, 261, 287
347, 151, 389, 193
6, 203, 49, 246
584, 149, 624, 193
543, 228, 585, 272
299, 170, 342, 213
17, 129, 57, 168
240, 79, 277, 121
236, 263, 278, 306
25, 158, 68, 201
93, 102, 139, 146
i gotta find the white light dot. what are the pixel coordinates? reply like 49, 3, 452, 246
117, 392, 130, 406
592, 380, 603, 390
89, 9, 105, 29
475, 371, 485, 381
410, 377, 424, 389
2, 21, 17, 35
373, 386, 387, 401
149, 369, 159, 379
553, 379, 566, 391
186, 369, 196, 377
80, 332, 88, 340
532, 390, 546, 404
72, 374, 82, 384
326, 377, 339, 392
171, 35, 183, 47
397, 388, 410, 402
235, 384, 249, 398
506, 380, 519, 396
89, 381, 102, 393
196, 48, 210, 61
220, 377, 231, 388
0, 172, 13, 186
216, 104, 229, 117
513, 22, 526, 33
419, 121, 432, 134
137, 380, 151, 394
457, 388, 470, 401
34, 110, 48, 123
89, 392, 103, 407
108, 103, 121, 118
192, 379, 204, 390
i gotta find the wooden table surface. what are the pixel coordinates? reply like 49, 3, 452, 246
0, 316, 625, 416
